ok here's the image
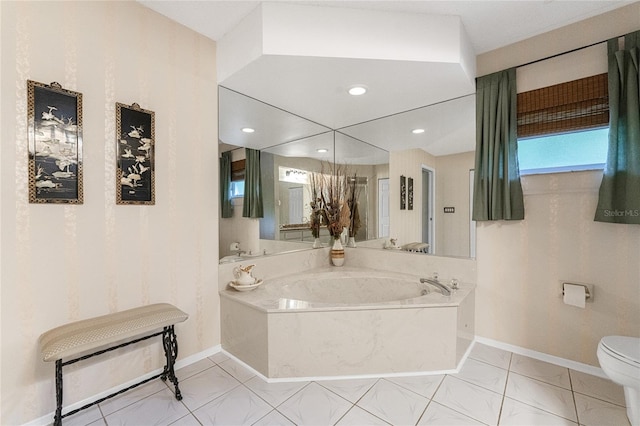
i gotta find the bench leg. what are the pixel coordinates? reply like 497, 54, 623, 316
54, 359, 63, 426
161, 326, 182, 400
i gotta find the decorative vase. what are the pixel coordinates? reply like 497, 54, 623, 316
312, 237, 322, 249
347, 236, 357, 248
330, 238, 345, 266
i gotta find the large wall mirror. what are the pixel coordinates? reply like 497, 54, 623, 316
219, 87, 475, 261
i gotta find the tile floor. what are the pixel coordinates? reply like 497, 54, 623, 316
59, 343, 630, 426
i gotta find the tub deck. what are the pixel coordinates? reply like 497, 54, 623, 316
220, 267, 475, 379
220, 267, 474, 312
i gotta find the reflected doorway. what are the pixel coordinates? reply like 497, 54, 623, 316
288, 187, 304, 224
378, 178, 390, 238
422, 167, 434, 253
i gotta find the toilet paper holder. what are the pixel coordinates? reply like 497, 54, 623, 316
562, 282, 592, 301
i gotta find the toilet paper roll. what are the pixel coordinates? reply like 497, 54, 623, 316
563, 284, 586, 308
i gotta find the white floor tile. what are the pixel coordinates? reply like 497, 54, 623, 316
418, 401, 484, 425
432, 375, 502, 425
510, 354, 571, 389
253, 410, 296, 426
569, 369, 627, 406
505, 373, 577, 422
75, 348, 636, 426
175, 358, 216, 381
456, 358, 508, 394
357, 379, 429, 426
386, 375, 444, 399
178, 365, 240, 411
499, 397, 578, 425
319, 378, 378, 403
99, 379, 169, 416
104, 388, 189, 426
336, 405, 390, 425
192, 385, 273, 425
277, 382, 352, 425
244, 376, 309, 407
59, 406, 103, 426
208, 352, 230, 365
218, 358, 256, 383
470, 343, 512, 370
168, 413, 202, 425
574, 393, 631, 426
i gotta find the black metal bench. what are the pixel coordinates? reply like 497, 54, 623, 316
38, 303, 189, 425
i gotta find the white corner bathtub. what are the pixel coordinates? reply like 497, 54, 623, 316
220, 267, 475, 379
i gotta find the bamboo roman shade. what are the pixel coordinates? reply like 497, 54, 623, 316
231, 159, 245, 181
517, 73, 609, 138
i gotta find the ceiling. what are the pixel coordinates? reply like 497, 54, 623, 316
139, 0, 633, 157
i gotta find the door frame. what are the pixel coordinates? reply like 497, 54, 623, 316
421, 165, 435, 254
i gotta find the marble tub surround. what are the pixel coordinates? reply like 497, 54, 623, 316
346, 246, 477, 285
221, 266, 474, 311
218, 246, 330, 291
220, 267, 475, 378
218, 245, 476, 291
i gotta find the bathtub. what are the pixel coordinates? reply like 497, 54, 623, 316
220, 267, 475, 379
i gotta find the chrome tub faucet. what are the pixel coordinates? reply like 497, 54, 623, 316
420, 277, 452, 296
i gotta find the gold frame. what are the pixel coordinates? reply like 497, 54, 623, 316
116, 102, 155, 205
28, 80, 83, 204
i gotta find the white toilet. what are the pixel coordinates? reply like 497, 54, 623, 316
597, 336, 640, 425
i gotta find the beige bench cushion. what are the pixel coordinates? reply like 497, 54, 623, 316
39, 303, 189, 362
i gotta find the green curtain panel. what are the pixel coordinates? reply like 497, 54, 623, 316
473, 68, 525, 221
219, 151, 233, 218
595, 31, 640, 225
243, 148, 264, 218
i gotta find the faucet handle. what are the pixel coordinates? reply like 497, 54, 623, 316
432, 272, 439, 280
450, 278, 459, 290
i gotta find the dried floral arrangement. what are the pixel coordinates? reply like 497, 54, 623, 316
309, 164, 351, 240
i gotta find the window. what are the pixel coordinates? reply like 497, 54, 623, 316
518, 127, 608, 174
230, 158, 245, 198
230, 180, 245, 198
517, 73, 609, 174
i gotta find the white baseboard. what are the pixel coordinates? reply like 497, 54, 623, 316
475, 336, 607, 379
220, 349, 460, 383
24, 345, 223, 426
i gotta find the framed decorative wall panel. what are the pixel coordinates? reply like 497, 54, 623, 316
28, 80, 83, 204
408, 177, 414, 210
116, 102, 155, 205
400, 175, 406, 210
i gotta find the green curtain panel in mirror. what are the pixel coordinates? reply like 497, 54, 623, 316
473, 68, 524, 221
243, 148, 264, 218
595, 31, 640, 225
220, 151, 233, 218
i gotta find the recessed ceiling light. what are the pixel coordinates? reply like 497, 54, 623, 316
412, 128, 425, 134
348, 86, 367, 96
316, 148, 329, 153
241, 127, 255, 133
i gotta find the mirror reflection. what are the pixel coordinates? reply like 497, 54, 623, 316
218, 87, 475, 261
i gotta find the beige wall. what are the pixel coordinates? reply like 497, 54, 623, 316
477, 2, 640, 77
436, 151, 475, 258
476, 5, 640, 365
389, 148, 436, 247
389, 148, 474, 257
0, 2, 218, 424
476, 172, 640, 365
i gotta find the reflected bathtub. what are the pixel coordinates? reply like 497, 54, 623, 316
220, 267, 475, 379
